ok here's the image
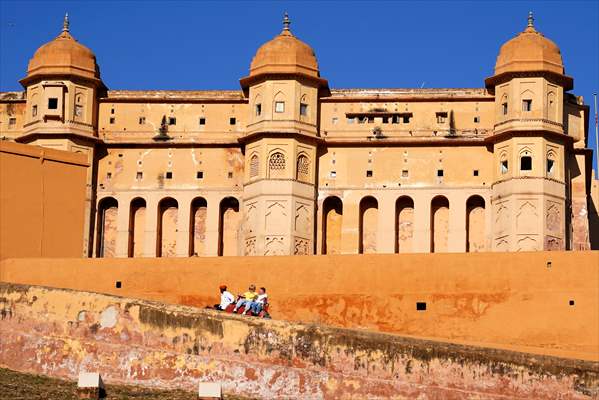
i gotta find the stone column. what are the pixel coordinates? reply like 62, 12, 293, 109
448, 192, 467, 253
341, 197, 359, 254
176, 195, 192, 257
412, 192, 431, 253
204, 194, 221, 256
377, 195, 396, 254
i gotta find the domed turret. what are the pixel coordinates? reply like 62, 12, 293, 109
241, 13, 326, 89
486, 12, 572, 89
249, 13, 319, 78
22, 14, 101, 84
494, 12, 564, 75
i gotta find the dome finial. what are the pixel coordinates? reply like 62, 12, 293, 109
282, 12, 290, 32
527, 11, 534, 28
62, 12, 69, 33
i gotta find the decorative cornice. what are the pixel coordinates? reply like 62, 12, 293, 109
494, 118, 563, 129
485, 70, 573, 91
491, 175, 565, 188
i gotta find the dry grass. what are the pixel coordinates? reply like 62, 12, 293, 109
0, 368, 252, 400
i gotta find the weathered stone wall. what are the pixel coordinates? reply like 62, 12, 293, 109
1, 251, 597, 361
1, 283, 597, 399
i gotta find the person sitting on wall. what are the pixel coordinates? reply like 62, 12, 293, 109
245, 287, 268, 316
233, 284, 258, 313
214, 285, 235, 311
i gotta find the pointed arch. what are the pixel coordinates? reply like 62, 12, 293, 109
431, 195, 449, 253
218, 196, 240, 256
322, 196, 343, 255
128, 197, 146, 257
96, 197, 118, 258
189, 197, 208, 256
395, 196, 414, 253
249, 152, 259, 179
296, 152, 310, 182
359, 196, 378, 254
466, 195, 486, 252
157, 197, 178, 257
268, 150, 286, 178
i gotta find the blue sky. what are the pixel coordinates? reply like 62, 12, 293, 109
1, 1, 598, 170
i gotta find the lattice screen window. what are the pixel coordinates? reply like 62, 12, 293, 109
249, 154, 259, 178
269, 152, 286, 178
296, 155, 310, 181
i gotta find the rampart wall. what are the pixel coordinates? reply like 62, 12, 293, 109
1, 283, 597, 399
1, 251, 597, 361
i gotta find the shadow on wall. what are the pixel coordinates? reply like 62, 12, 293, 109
589, 194, 599, 249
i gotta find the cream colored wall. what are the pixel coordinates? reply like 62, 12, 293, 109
0, 99, 25, 139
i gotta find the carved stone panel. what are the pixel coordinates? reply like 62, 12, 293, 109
517, 234, 538, 251
264, 236, 285, 255
516, 200, 538, 235
294, 203, 311, 236
265, 201, 287, 235
294, 237, 310, 255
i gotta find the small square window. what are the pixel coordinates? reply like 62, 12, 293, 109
139, 116, 146, 125
402, 115, 410, 123
520, 156, 532, 171
330, 171, 336, 178
8, 118, 16, 127
109, 117, 115, 124
32, 105, 37, 117
227, 171, 233, 179
275, 101, 285, 113
300, 103, 308, 116
522, 99, 532, 112
332, 117, 338, 125
436, 112, 447, 124
110, 108, 115, 115
229, 117, 236, 125
48, 98, 58, 109
197, 171, 204, 179
199, 117, 206, 126
437, 169, 444, 177
569, 300, 575, 306
136, 171, 143, 180
168, 117, 176, 125
366, 170, 373, 177
474, 116, 480, 123
106, 172, 112, 180
402, 169, 409, 178
115, 281, 122, 289
165, 171, 173, 179
416, 302, 427, 311
255, 103, 262, 116
473, 170, 479, 176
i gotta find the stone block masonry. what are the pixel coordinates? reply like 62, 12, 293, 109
0, 282, 597, 399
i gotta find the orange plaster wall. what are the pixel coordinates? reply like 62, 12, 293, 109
1, 251, 597, 361
0, 141, 88, 259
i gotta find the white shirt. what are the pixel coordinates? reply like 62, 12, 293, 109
220, 291, 235, 309
255, 293, 268, 304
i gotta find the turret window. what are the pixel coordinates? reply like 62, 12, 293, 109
199, 117, 206, 126
501, 160, 508, 174
75, 105, 83, 117
520, 156, 532, 171
300, 103, 308, 116
229, 117, 236, 125
48, 98, 58, 110
168, 117, 176, 125
32, 105, 37, 117
275, 101, 285, 113
522, 99, 532, 112
501, 102, 508, 115
255, 103, 262, 116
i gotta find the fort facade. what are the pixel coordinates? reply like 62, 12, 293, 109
1, 12, 597, 258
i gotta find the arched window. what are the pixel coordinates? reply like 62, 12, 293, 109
520, 149, 533, 172
500, 152, 509, 175
500, 94, 508, 116
546, 151, 556, 176
254, 94, 262, 117
296, 154, 310, 181
268, 152, 286, 178
249, 154, 259, 178
300, 94, 308, 117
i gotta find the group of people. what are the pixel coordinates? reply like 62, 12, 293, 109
215, 284, 269, 317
